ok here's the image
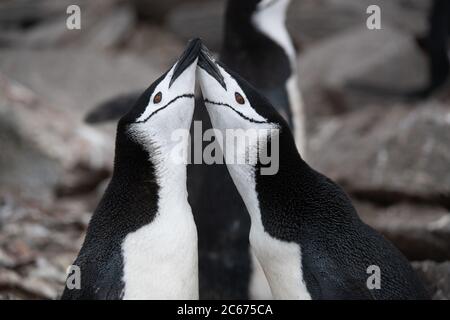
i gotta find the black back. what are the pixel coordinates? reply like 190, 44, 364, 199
230, 73, 429, 299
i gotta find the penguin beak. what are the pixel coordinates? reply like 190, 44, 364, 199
198, 45, 227, 90
170, 38, 202, 87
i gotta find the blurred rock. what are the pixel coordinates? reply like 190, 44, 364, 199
0, 194, 90, 299
288, 0, 428, 47
0, 0, 76, 30
0, 48, 162, 114
29, 257, 66, 284
0, 0, 135, 50
82, 5, 135, 50
0, 17, 69, 49
0, 268, 58, 299
298, 24, 426, 121
309, 103, 450, 201
0, 74, 113, 200
413, 261, 450, 300
124, 24, 184, 68
0, 78, 61, 200
357, 202, 450, 261
55, 164, 110, 197
131, 0, 185, 23
0, 248, 15, 269
167, 0, 225, 52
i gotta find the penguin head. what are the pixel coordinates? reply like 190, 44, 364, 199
197, 46, 296, 165
118, 39, 201, 154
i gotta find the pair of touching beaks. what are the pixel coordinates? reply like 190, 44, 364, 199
169, 38, 227, 93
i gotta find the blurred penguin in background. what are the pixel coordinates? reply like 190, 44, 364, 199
411, 0, 450, 99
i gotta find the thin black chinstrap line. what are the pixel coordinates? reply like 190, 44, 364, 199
136, 94, 195, 123
204, 99, 268, 124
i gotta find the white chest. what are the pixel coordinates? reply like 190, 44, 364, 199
228, 164, 311, 300
250, 224, 311, 300
121, 203, 198, 300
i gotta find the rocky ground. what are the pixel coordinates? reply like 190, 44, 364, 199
0, 0, 449, 299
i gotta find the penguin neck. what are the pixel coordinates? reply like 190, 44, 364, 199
223, 2, 295, 62
112, 131, 157, 189
251, 2, 296, 65
226, 128, 307, 230
224, 130, 313, 299
113, 127, 197, 300
152, 145, 189, 210
112, 129, 189, 212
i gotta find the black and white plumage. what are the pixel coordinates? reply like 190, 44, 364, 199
83, 0, 304, 299
190, 0, 306, 299
197, 47, 430, 300
61, 39, 202, 300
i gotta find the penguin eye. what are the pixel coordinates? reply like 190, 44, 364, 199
153, 92, 162, 104
235, 92, 245, 105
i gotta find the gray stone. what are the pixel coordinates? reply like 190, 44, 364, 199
0, 269, 58, 299
0, 248, 15, 268
82, 5, 136, 50
0, 74, 114, 200
288, 0, 428, 47
308, 103, 450, 200
357, 202, 450, 261
131, 0, 186, 23
123, 24, 184, 68
0, 78, 61, 199
0, 48, 161, 114
413, 261, 450, 300
298, 24, 427, 120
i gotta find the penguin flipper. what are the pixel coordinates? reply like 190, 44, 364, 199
317, 278, 377, 300
61, 251, 125, 300
84, 91, 142, 124
304, 255, 377, 300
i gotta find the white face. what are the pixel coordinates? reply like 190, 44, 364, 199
197, 63, 278, 164
129, 60, 197, 154
198, 63, 270, 130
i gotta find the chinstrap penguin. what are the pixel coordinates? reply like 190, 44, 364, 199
190, 0, 305, 299
83, 0, 304, 299
61, 39, 202, 300
197, 47, 430, 300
